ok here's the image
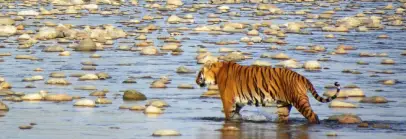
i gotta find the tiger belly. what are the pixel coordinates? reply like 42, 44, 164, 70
234, 96, 275, 107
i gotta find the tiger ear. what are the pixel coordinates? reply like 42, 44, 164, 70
204, 60, 214, 69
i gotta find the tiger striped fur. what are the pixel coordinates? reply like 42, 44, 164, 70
196, 61, 341, 124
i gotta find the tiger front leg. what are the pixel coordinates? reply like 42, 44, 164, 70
276, 101, 292, 123
220, 92, 242, 121
230, 104, 243, 121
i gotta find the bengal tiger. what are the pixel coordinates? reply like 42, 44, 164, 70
195, 61, 341, 124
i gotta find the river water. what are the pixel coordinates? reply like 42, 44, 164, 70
0, 0, 406, 139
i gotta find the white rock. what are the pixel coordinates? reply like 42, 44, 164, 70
167, 15, 182, 24
152, 129, 181, 136
35, 27, 58, 40
144, 106, 163, 114
276, 59, 301, 68
146, 100, 169, 108
18, 34, 31, 40
0, 25, 17, 36
250, 36, 262, 43
252, 60, 271, 66
304, 61, 321, 70
324, 88, 365, 98
39, 90, 48, 97
329, 101, 358, 108
59, 51, 71, 56
79, 74, 99, 80
240, 37, 250, 42
46, 78, 71, 85
218, 5, 230, 10
22, 93, 43, 101
247, 29, 259, 36
95, 98, 112, 104
82, 4, 98, 10
197, 55, 218, 64
271, 53, 290, 60
74, 99, 96, 107
71, 0, 84, 5
65, 6, 78, 14
381, 59, 395, 64
161, 43, 179, 50
17, 10, 39, 16
219, 47, 234, 53
166, 0, 183, 6
141, 47, 158, 55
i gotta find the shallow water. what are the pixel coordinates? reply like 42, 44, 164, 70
1, 0, 406, 139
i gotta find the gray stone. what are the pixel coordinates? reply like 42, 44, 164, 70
42, 45, 65, 52
123, 90, 146, 100
0, 101, 9, 111
75, 38, 97, 51
0, 17, 15, 25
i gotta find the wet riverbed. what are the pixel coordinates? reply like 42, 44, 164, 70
0, 0, 406, 139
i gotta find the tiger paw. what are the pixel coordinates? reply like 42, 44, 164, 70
275, 116, 289, 123
229, 113, 243, 121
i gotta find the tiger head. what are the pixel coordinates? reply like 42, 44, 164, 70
196, 61, 222, 87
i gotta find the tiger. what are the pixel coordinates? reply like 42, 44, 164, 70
195, 61, 341, 124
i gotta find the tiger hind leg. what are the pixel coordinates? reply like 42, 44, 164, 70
276, 101, 292, 123
293, 98, 320, 124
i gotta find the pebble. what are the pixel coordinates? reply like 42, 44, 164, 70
0, 101, 9, 111
360, 96, 388, 103
144, 106, 163, 114
252, 60, 271, 66
383, 79, 396, 85
303, 61, 321, 70
95, 98, 112, 104
74, 99, 96, 107
276, 59, 301, 69
326, 132, 337, 136
19, 125, 33, 130
79, 74, 99, 80
49, 72, 66, 78
372, 124, 391, 129
141, 47, 158, 55
177, 84, 194, 89
89, 91, 106, 96
200, 90, 220, 98
119, 105, 130, 109
329, 101, 358, 108
271, 53, 290, 60
328, 114, 362, 124
22, 75, 44, 82
129, 105, 145, 111
44, 94, 73, 101
146, 100, 169, 108
59, 51, 71, 56
21, 93, 43, 101
150, 80, 167, 88
324, 88, 365, 98
74, 85, 97, 90
123, 90, 147, 100
216, 126, 240, 131
358, 122, 369, 128
96, 72, 111, 80
152, 129, 181, 136
381, 59, 395, 65
46, 78, 71, 85
122, 78, 137, 83
176, 66, 193, 73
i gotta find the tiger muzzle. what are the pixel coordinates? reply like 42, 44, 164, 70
198, 79, 206, 87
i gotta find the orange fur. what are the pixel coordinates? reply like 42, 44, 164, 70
196, 61, 340, 124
